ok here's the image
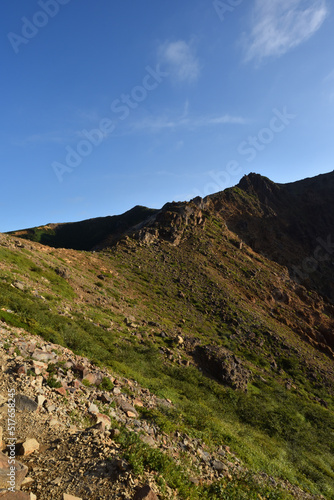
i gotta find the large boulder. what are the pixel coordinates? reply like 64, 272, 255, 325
194, 345, 251, 392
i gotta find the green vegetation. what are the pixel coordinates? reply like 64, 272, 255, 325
1, 216, 334, 499
114, 429, 294, 499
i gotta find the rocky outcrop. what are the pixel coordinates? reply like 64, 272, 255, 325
194, 345, 251, 392
133, 197, 208, 246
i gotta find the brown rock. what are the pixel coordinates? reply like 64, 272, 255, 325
94, 413, 111, 429
0, 451, 28, 490
14, 364, 27, 376
17, 438, 40, 456
63, 494, 83, 500
55, 386, 67, 397
83, 372, 103, 386
117, 400, 138, 418
73, 364, 89, 379
133, 398, 144, 407
133, 484, 158, 500
31, 360, 48, 375
0, 492, 31, 499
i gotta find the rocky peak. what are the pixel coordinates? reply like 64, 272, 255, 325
237, 172, 282, 206
133, 197, 208, 246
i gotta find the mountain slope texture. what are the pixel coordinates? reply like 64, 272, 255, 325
1, 171, 334, 499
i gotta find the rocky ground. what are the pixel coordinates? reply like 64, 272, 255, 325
0, 320, 326, 499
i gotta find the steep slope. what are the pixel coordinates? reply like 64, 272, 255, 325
209, 171, 334, 302
1, 217, 334, 498
3, 171, 334, 498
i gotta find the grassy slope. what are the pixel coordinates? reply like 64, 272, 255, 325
0, 220, 334, 498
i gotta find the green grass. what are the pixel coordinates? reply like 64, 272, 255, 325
114, 429, 294, 500
1, 225, 334, 498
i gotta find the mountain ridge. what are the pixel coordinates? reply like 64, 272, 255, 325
9, 171, 334, 302
1, 172, 334, 497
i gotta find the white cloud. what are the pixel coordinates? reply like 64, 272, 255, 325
131, 112, 248, 133
158, 40, 201, 83
244, 0, 328, 63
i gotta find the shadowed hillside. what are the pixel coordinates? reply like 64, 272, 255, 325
2, 172, 334, 499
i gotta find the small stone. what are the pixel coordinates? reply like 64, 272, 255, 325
51, 477, 62, 485
63, 494, 82, 500
140, 435, 156, 447
118, 400, 138, 418
17, 438, 40, 456
99, 393, 112, 404
95, 413, 111, 429
12, 281, 25, 291
212, 459, 227, 472
21, 476, 34, 487
32, 349, 57, 363
72, 379, 82, 389
189, 477, 199, 485
36, 395, 46, 407
197, 448, 210, 462
83, 372, 103, 386
177, 335, 184, 345
32, 360, 48, 375
110, 429, 120, 438
14, 364, 27, 376
55, 387, 67, 397
15, 395, 38, 412
133, 484, 158, 500
133, 398, 144, 407
88, 403, 99, 414
49, 418, 60, 427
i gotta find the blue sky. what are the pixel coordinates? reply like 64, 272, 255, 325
1, 0, 333, 231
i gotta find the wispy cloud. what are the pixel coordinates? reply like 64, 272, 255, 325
131, 113, 248, 132
130, 103, 248, 133
13, 131, 70, 146
158, 39, 201, 83
244, 0, 328, 63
